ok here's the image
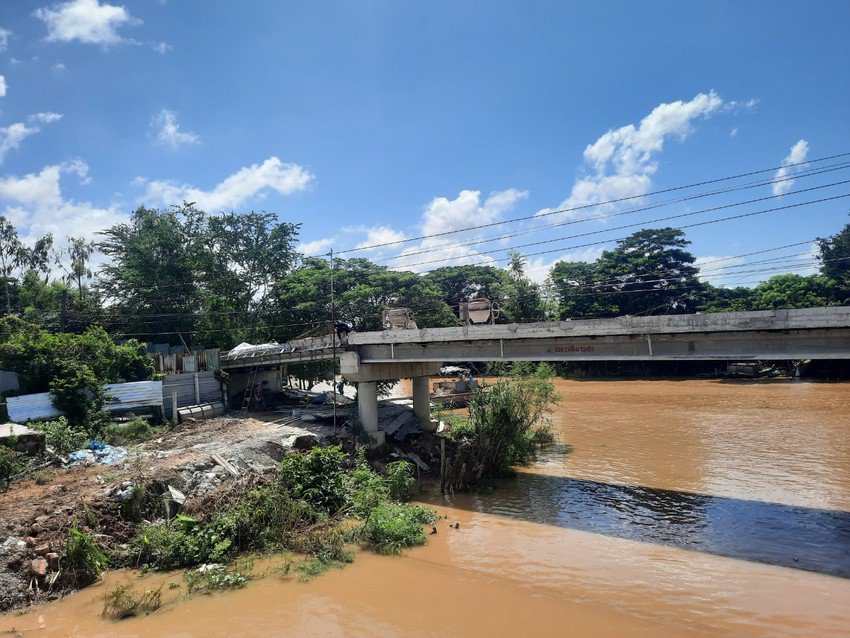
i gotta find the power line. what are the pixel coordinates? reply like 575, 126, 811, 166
393, 190, 850, 270
370, 162, 850, 263
334, 151, 850, 254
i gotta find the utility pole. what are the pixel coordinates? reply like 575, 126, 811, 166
328, 248, 337, 431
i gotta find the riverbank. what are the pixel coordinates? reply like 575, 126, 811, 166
2, 378, 849, 636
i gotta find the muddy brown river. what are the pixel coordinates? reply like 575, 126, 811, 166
2, 379, 849, 636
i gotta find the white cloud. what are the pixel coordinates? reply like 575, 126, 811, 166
28, 112, 64, 124
355, 226, 407, 250
52, 62, 66, 72
525, 247, 607, 285
150, 41, 171, 54
771, 139, 809, 196
385, 188, 528, 271
730, 127, 739, 138
34, 0, 137, 46
150, 109, 200, 149
299, 237, 335, 257
547, 91, 725, 219
0, 123, 40, 163
0, 75, 6, 98
140, 156, 314, 211
0, 114, 64, 163
0, 160, 124, 242
0, 28, 10, 52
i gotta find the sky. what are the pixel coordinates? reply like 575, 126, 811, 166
1, 0, 849, 286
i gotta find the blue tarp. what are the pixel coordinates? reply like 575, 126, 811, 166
68, 440, 129, 466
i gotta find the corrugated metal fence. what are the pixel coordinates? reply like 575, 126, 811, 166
5, 372, 223, 423
161, 371, 222, 419
7, 380, 164, 423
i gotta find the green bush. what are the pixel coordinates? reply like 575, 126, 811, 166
30, 417, 88, 454
64, 525, 109, 585
48, 360, 109, 433
0, 446, 22, 486
363, 503, 437, 554
278, 446, 348, 513
385, 461, 415, 502
345, 454, 388, 517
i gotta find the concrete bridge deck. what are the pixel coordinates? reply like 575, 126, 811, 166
348, 306, 850, 363
221, 306, 850, 445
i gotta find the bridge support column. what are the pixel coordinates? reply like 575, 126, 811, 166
356, 381, 384, 446
412, 375, 433, 431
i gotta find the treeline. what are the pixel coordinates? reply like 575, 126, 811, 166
1, 204, 848, 351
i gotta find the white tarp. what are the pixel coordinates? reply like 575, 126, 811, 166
7, 380, 164, 424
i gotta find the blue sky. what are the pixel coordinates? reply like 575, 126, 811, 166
1, 0, 849, 284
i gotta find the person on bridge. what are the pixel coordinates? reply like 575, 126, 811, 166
335, 321, 352, 342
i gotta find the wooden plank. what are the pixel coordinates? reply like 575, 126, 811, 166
382, 411, 413, 436
211, 453, 239, 476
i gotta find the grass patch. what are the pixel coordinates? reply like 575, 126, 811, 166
103, 585, 162, 619
363, 503, 438, 555
102, 417, 161, 446
185, 562, 251, 594
64, 525, 108, 585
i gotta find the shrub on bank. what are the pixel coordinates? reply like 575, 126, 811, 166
364, 503, 438, 554
131, 447, 433, 575
444, 369, 560, 490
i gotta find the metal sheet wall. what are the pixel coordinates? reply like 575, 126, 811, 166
161, 372, 222, 418
7, 380, 164, 423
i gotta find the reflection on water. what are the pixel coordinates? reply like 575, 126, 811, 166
434, 474, 850, 577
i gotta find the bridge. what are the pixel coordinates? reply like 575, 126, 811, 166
221, 306, 850, 445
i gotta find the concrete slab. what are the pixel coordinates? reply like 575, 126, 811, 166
0, 423, 46, 456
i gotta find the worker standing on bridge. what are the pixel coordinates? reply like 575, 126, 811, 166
335, 321, 352, 342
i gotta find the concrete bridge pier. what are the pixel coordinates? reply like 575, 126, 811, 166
355, 380, 383, 446
342, 352, 442, 446
412, 375, 434, 432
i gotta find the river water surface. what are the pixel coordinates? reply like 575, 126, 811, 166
2, 379, 849, 636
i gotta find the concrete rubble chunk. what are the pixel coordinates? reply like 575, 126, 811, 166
30, 557, 48, 579
46, 552, 60, 571
283, 433, 319, 450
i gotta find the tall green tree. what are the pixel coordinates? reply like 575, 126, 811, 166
597, 227, 703, 316
424, 264, 509, 310
747, 274, 841, 310
55, 237, 96, 300
818, 218, 850, 302
274, 257, 455, 341
549, 261, 619, 319
500, 252, 544, 322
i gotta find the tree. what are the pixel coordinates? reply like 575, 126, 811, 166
499, 252, 544, 322
274, 257, 456, 341
748, 274, 841, 310
596, 227, 704, 316
0, 216, 24, 315
818, 218, 850, 302
549, 261, 619, 319
0, 317, 154, 394
55, 237, 96, 300
424, 264, 510, 310
98, 204, 302, 348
